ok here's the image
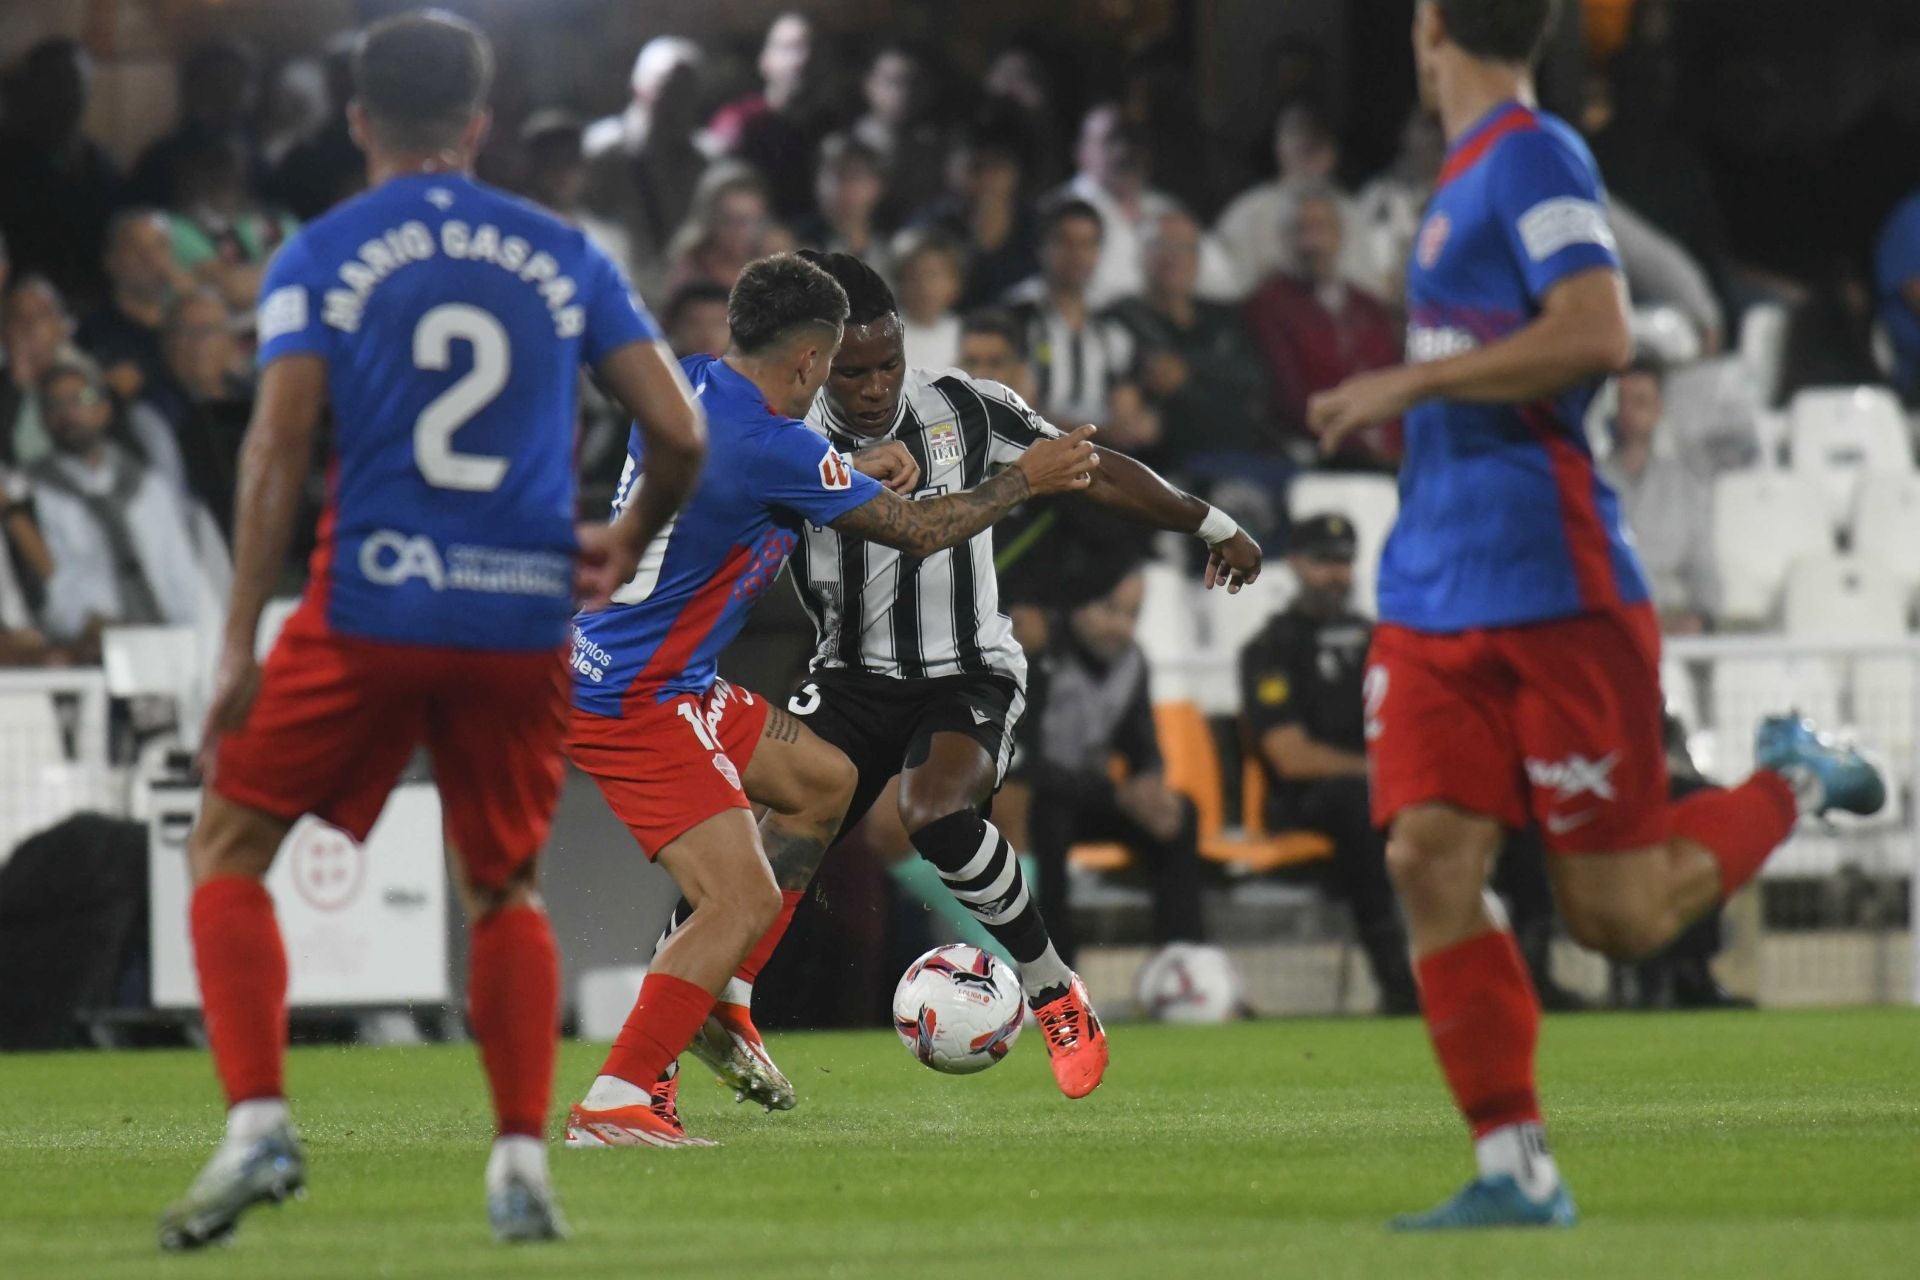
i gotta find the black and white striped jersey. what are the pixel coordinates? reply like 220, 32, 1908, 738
1002, 278, 1133, 428
795, 367, 1064, 685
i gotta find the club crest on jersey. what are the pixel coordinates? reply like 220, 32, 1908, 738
1417, 212, 1451, 269
926, 422, 963, 466
819, 448, 854, 491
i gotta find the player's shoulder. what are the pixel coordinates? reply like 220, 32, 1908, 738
1485, 109, 1600, 182
922, 367, 1034, 416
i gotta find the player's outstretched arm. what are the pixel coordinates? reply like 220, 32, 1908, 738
1080, 446, 1262, 592
585, 339, 708, 603
829, 425, 1098, 558
1308, 267, 1632, 453
201, 353, 326, 758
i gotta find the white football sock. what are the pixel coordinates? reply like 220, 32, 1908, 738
485, 1134, 548, 1194
1776, 763, 1826, 818
1475, 1122, 1561, 1201
718, 976, 753, 1008
225, 1098, 290, 1146
1017, 942, 1074, 1000
582, 1072, 654, 1110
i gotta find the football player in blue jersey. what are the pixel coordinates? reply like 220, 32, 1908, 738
159, 10, 706, 1249
1308, 0, 1883, 1230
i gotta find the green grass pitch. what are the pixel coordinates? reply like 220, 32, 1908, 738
1, 1009, 1916, 1278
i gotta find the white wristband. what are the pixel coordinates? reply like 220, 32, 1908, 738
1196, 504, 1238, 546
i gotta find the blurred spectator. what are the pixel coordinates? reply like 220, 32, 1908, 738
135, 288, 250, 537
257, 57, 330, 172
664, 163, 783, 293
0, 464, 57, 665
793, 135, 890, 275
1244, 186, 1401, 465
1614, 198, 1723, 360
983, 46, 1067, 190
1213, 101, 1369, 295
582, 36, 708, 297
1874, 189, 1920, 402
1003, 199, 1153, 447
916, 112, 1040, 311
892, 230, 964, 371
521, 111, 631, 271
1237, 514, 1417, 1014
167, 134, 299, 314
28, 354, 220, 655
1349, 109, 1445, 305
1600, 363, 1718, 634
0, 39, 121, 307
1058, 103, 1236, 307
711, 12, 822, 222
1025, 560, 1205, 965
128, 39, 261, 209
2, 276, 77, 467
660, 281, 731, 359
78, 210, 191, 404
1104, 210, 1274, 475
853, 46, 947, 224
956, 308, 1035, 403
265, 36, 362, 220
1123, 53, 1214, 223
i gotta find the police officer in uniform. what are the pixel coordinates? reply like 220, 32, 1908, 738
1238, 513, 1417, 1013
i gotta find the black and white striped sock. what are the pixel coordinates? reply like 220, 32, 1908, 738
909, 810, 1073, 999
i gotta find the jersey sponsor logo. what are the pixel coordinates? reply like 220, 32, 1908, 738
1257, 674, 1290, 706
1516, 197, 1616, 263
1407, 325, 1480, 364
1525, 751, 1619, 802
1416, 211, 1451, 268
570, 629, 614, 684
927, 421, 963, 466
359, 530, 571, 597
818, 447, 854, 491
258, 285, 308, 344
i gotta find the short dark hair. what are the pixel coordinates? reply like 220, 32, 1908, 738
817, 132, 883, 177
728, 253, 849, 355
960, 308, 1027, 360
1039, 197, 1103, 244
796, 249, 896, 329
1434, 0, 1560, 65
353, 9, 494, 152
663, 280, 731, 331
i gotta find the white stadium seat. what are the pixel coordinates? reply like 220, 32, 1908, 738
1851, 472, 1920, 604
1710, 471, 1832, 625
1786, 385, 1914, 531
1782, 554, 1910, 641
1738, 301, 1790, 409
1286, 472, 1398, 617
1135, 560, 1203, 702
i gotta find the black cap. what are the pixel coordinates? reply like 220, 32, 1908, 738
1289, 512, 1356, 562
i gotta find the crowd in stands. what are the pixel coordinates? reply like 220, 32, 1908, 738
0, 8, 1914, 1009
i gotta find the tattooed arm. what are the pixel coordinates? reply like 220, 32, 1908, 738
828, 425, 1099, 556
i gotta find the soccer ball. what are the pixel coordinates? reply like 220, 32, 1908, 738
891, 944, 1024, 1074
1134, 943, 1243, 1024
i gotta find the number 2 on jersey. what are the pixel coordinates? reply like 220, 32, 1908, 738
413, 303, 511, 492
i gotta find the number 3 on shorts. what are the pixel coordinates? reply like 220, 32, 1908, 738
789, 682, 821, 716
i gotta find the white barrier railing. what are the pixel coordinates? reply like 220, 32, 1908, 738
0, 667, 123, 861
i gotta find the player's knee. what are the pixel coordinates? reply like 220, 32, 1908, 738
738, 871, 783, 937
898, 792, 970, 840
1559, 898, 1673, 961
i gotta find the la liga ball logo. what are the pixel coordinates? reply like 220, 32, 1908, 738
1417, 212, 1451, 269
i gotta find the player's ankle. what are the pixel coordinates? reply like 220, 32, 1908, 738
485, 1134, 549, 1193
581, 1073, 653, 1110
224, 1097, 289, 1145
1017, 943, 1074, 1000
1474, 1121, 1560, 1201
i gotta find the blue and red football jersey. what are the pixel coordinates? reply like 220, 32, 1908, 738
569, 355, 884, 714
1382, 102, 1649, 633
256, 172, 659, 651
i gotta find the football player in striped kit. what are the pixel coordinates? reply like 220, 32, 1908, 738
656, 249, 1262, 1108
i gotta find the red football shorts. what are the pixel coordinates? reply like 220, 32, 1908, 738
566, 678, 771, 859
1365, 603, 1669, 854
211, 602, 570, 890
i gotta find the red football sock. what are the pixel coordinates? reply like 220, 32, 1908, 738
600, 972, 716, 1092
190, 876, 288, 1106
1416, 929, 1542, 1138
1668, 773, 1798, 900
468, 905, 560, 1139
732, 891, 804, 988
